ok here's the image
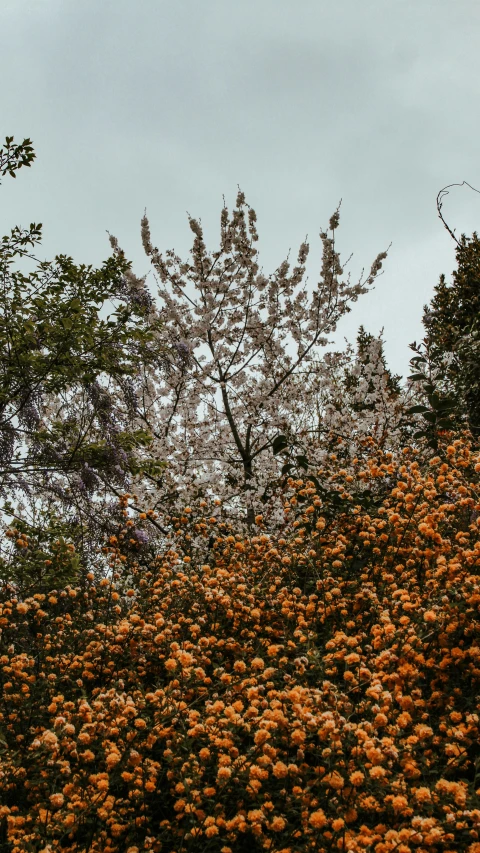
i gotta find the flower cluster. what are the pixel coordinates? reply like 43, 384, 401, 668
0, 436, 479, 852
100, 191, 406, 536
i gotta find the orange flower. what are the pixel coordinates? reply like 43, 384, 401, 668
413, 787, 432, 803
309, 809, 328, 829
391, 795, 409, 813
423, 610, 437, 623
324, 771, 344, 790
217, 766, 232, 781
80, 749, 95, 762
41, 731, 58, 749
369, 766, 386, 779
106, 751, 121, 769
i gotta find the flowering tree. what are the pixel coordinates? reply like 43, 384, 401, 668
296, 325, 414, 456
105, 190, 415, 536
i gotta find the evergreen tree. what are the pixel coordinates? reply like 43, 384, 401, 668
422, 231, 480, 441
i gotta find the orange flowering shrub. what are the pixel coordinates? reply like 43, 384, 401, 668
1, 437, 480, 852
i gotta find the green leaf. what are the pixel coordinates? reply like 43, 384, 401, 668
272, 435, 289, 454
407, 405, 429, 414
296, 454, 309, 471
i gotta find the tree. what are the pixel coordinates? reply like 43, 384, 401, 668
422, 231, 480, 442
0, 137, 172, 589
19, 157, 417, 571
412, 182, 480, 446
102, 191, 414, 534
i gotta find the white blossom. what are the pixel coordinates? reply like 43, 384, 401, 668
108, 191, 410, 536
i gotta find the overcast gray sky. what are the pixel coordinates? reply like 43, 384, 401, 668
1, 0, 479, 380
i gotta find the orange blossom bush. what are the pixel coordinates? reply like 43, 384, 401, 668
0, 436, 480, 853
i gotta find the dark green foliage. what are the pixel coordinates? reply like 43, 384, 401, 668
0, 137, 170, 591
0, 506, 84, 595
0, 136, 35, 181
422, 232, 480, 442
405, 342, 458, 453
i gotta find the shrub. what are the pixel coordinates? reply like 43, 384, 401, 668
0, 437, 479, 852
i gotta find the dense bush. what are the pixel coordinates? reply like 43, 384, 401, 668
0, 436, 479, 852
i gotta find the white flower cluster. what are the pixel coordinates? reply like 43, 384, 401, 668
104, 190, 413, 536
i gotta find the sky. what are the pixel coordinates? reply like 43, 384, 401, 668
1, 0, 479, 382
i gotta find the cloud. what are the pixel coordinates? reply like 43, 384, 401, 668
0, 0, 478, 380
